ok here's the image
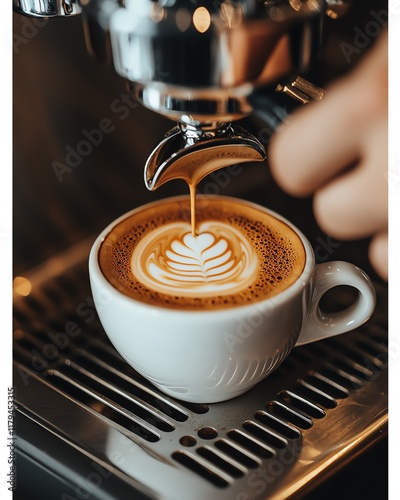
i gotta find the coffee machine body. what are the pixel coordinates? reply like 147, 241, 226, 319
14, 0, 333, 189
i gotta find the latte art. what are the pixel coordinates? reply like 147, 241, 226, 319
98, 196, 306, 309
132, 222, 258, 297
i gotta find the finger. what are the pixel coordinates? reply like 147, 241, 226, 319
369, 230, 388, 281
312, 128, 388, 240
268, 79, 361, 196
268, 34, 388, 198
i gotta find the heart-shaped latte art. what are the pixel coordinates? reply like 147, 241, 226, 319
131, 221, 258, 297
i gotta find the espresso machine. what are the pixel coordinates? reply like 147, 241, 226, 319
12, 1, 388, 499
14, 0, 332, 190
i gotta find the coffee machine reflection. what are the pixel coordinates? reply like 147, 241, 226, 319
14, 0, 345, 190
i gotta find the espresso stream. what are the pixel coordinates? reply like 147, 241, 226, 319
99, 197, 306, 309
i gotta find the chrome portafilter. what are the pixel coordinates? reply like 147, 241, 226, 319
13, 0, 82, 17
108, 0, 328, 190
14, 0, 343, 188
144, 122, 266, 191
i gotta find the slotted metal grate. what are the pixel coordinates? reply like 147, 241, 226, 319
13, 243, 388, 500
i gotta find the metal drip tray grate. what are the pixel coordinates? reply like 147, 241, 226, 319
13, 241, 388, 500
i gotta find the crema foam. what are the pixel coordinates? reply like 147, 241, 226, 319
99, 196, 306, 309
132, 221, 258, 297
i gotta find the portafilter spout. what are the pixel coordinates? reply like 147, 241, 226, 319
113, 0, 324, 193
144, 122, 266, 192
13, 0, 340, 193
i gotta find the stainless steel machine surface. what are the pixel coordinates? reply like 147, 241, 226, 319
14, 242, 387, 499
13, 0, 388, 498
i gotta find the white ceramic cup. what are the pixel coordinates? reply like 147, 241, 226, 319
89, 196, 376, 403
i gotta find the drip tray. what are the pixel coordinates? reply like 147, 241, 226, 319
13, 240, 388, 500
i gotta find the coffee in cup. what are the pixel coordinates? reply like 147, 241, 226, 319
89, 195, 376, 403
98, 196, 306, 309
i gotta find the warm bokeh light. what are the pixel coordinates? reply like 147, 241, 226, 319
13, 329, 24, 341
150, 3, 165, 23
13, 276, 32, 296
176, 7, 191, 32
289, 0, 303, 12
289, 0, 320, 12
193, 7, 211, 33
306, 0, 320, 12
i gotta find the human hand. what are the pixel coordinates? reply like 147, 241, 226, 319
269, 33, 388, 280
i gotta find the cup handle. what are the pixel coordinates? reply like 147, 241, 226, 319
295, 261, 376, 346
